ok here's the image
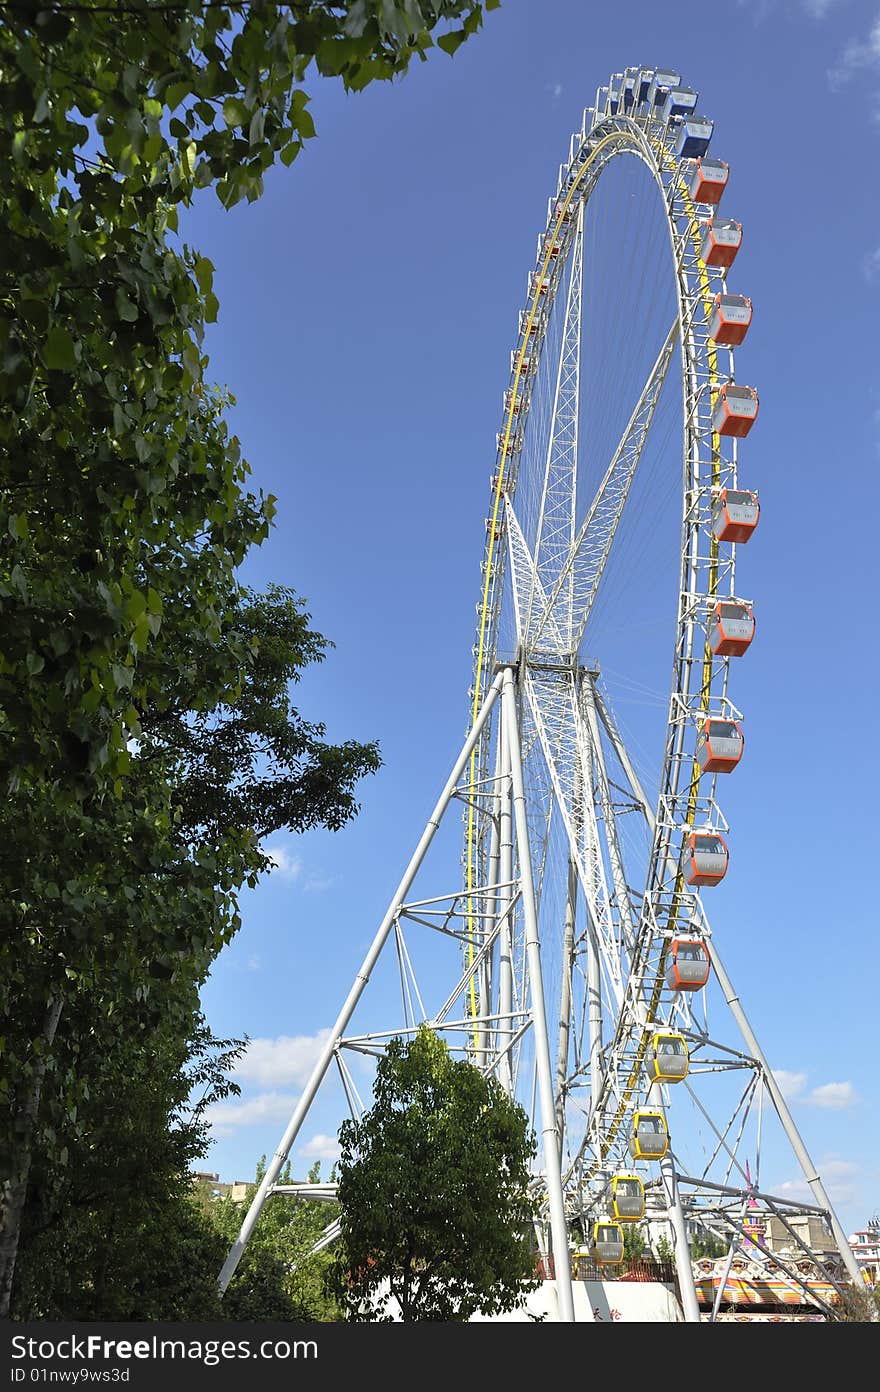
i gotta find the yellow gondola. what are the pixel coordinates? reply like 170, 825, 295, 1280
592, 1221, 625, 1265
647, 1031, 689, 1084
609, 1172, 645, 1221
629, 1107, 669, 1161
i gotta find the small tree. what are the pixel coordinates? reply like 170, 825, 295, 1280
623, 1225, 647, 1261
654, 1234, 674, 1265
828, 1280, 880, 1323
691, 1232, 727, 1260
211, 1159, 342, 1321
336, 1026, 540, 1321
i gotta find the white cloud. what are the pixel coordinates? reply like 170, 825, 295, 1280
864, 246, 880, 283
829, 10, 880, 87
552, 82, 563, 99
805, 1081, 859, 1109
263, 844, 302, 881
300, 1133, 341, 1161
773, 1156, 861, 1209
770, 1069, 858, 1108
771, 1068, 807, 1100
207, 1090, 298, 1138
804, 0, 845, 16
246, 955, 262, 972
304, 872, 335, 893
816, 1156, 860, 1180
233, 1029, 333, 1087
737, 0, 845, 20
262, 843, 332, 891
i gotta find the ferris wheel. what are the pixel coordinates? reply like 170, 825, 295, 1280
219, 66, 860, 1321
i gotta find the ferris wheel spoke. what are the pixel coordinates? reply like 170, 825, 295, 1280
523, 668, 624, 1007
592, 679, 655, 827
530, 319, 679, 655
505, 502, 566, 653
591, 679, 697, 955
580, 676, 639, 959
525, 202, 584, 647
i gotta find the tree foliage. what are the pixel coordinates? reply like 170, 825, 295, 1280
654, 1233, 674, 1265
622, 1223, 647, 1261
1, 0, 497, 1316
11, 1007, 337, 1320
10, 1004, 245, 1319
336, 1026, 539, 1321
210, 1158, 342, 1320
829, 1280, 880, 1323
690, 1231, 727, 1260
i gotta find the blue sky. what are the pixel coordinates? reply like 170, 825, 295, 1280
184, 0, 880, 1240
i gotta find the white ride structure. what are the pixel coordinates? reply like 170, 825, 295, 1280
219, 67, 859, 1322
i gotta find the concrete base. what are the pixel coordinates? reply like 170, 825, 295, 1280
360, 1277, 685, 1322
470, 1279, 685, 1323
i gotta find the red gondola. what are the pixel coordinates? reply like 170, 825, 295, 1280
497, 430, 522, 460
711, 488, 760, 544
683, 830, 729, 887
708, 600, 755, 657
665, 937, 711, 992
512, 350, 534, 377
519, 312, 541, 341
701, 217, 742, 269
711, 384, 759, 438
696, 717, 744, 774
689, 156, 729, 204
708, 293, 752, 347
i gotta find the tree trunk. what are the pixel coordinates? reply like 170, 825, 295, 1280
0, 996, 63, 1318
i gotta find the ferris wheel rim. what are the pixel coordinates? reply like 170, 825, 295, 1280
465, 77, 752, 1184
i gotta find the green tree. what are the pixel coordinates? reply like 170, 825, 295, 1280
690, 1231, 727, 1260
211, 1158, 342, 1320
829, 1280, 880, 1323
622, 1224, 647, 1261
336, 1026, 539, 1322
654, 1233, 674, 1264
0, 582, 380, 1315
9, 1005, 249, 1319
1, 0, 498, 1316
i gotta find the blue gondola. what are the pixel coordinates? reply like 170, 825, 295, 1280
675, 115, 715, 160
647, 68, 680, 106
662, 85, 699, 120
634, 69, 652, 105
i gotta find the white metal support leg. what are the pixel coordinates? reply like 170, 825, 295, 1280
218, 670, 505, 1295
502, 666, 578, 1323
